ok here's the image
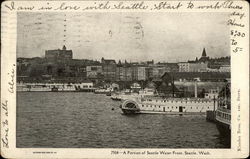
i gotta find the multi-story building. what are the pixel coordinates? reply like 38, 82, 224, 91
45, 45, 73, 60
116, 61, 134, 81
152, 66, 168, 78
116, 61, 125, 81
101, 57, 116, 81
132, 66, 146, 81
178, 62, 208, 72
219, 65, 230, 72
178, 62, 190, 72
190, 62, 208, 72
146, 67, 153, 80
157, 63, 179, 72
86, 65, 102, 79
178, 48, 212, 72
125, 67, 133, 81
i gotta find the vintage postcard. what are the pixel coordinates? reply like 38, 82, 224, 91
1, 0, 249, 158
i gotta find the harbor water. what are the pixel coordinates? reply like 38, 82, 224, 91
17, 92, 230, 148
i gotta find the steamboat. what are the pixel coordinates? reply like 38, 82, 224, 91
120, 80, 219, 115
17, 82, 95, 92
120, 97, 217, 115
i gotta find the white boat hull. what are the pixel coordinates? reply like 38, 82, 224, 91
121, 98, 217, 115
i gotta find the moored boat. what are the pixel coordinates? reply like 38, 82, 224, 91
94, 88, 112, 94
120, 96, 217, 115
215, 107, 231, 137
17, 83, 93, 92
111, 88, 156, 101
215, 81, 231, 138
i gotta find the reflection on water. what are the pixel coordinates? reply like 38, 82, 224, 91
17, 92, 230, 148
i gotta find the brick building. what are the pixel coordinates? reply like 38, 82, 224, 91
86, 65, 102, 79
45, 45, 73, 61
101, 57, 117, 81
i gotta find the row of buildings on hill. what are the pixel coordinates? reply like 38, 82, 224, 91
17, 46, 230, 83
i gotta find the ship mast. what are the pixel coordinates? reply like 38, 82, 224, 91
172, 74, 175, 97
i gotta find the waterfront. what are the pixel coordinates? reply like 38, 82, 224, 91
17, 92, 230, 148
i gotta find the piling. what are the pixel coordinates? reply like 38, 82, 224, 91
206, 111, 216, 122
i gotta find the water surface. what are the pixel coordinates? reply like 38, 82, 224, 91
17, 92, 229, 148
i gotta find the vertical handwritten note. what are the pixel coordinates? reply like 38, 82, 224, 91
1, 100, 9, 148
1, 63, 15, 149
229, 11, 246, 54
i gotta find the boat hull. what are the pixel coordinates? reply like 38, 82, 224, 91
122, 109, 206, 115
121, 108, 140, 114
111, 97, 122, 101
215, 120, 231, 137
120, 98, 215, 115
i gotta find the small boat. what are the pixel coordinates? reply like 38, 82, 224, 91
94, 89, 112, 94
51, 86, 58, 92
106, 92, 112, 96
111, 94, 122, 101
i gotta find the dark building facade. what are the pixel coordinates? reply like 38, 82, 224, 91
45, 45, 73, 60
101, 57, 117, 81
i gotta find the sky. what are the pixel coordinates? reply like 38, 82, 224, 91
17, 12, 230, 62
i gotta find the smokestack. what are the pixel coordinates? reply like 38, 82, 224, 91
194, 80, 198, 98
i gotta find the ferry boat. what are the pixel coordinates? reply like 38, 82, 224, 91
215, 82, 231, 137
17, 83, 76, 92
120, 96, 217, 115
17, 83, 92, 92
